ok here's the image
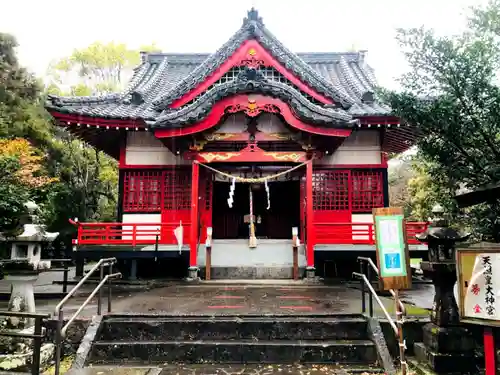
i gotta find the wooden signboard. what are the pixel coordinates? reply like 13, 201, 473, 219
457, 244, 500, 326
373, 207, 412, 291
456, 244, 500, 375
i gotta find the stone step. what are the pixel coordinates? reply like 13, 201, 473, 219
88, 339, 378, 365
97, 315, 368, 342
72, 364, 386, 375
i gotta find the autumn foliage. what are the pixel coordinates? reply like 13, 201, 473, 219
0, 138, 56, 188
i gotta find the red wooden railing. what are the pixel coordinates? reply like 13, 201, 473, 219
71, 221, 191, 246
71, 220, 429, 246
314, 221, 428, 245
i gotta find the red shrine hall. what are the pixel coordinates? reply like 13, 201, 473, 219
46, 9, 428, 280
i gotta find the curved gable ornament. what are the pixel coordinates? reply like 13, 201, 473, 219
240, 48, 265, 69
152, 11, 355, 110
153, 92, 354, 139
152, 67, 354, 130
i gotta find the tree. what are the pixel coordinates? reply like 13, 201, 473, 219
0, 36, 155, 250
47, 42, 160, 95
0, 138, 56, 187
388, 154, 455, 222
0, 33, 53, 234
0, 139, 56, 233
388, 157, 413, 214
43, 41, 159, 225
0, 34, 53, 146
0, 34, 38, 106
0, 36, 117, 242
40, 41, 162, 242
406, 155, 458, 221
383, 0, 500, 239
41, 137, 118, 235
42, 42, 158, 229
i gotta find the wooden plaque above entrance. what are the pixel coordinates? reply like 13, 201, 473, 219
185, 144, 308, 163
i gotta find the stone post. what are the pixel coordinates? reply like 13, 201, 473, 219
0, 260, 54, 372
2, 260, 51, 329
0, 202, 57, 371
414, 204, 475, 374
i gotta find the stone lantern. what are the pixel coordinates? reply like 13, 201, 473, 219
0, 202, 58, 372
0, 202, 57, 328
414, 204, 475, 373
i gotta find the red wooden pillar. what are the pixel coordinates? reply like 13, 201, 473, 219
306, 160, 314, 271
189, 161, 200, 269
484, 327, 497, 375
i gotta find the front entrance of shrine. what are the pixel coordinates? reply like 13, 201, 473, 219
211, 179, 300, 240
195, 161, 308, 279
188, 146, 314, 279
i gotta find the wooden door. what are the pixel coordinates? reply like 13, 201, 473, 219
313, 169, 352, 244
160, 168, 191, 244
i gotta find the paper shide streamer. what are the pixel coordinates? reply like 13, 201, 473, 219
264, 179, 270, 210
227, 177, 236, 208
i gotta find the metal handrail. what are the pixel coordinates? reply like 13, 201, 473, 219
357, 256, 407, 315
54, 257, 116, 315
0, 311, 50, 375
352, 272, 398, 335
61, 272, 121, 337
53, 257, 121, 375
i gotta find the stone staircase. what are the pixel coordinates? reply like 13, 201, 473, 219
84, 314, 385, 372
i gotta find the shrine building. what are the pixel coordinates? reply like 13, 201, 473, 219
45, 9, 428, 280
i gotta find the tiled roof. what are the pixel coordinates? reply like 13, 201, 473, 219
46, 9, 391, 127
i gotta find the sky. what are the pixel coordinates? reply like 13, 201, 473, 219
1, 0, 489, 90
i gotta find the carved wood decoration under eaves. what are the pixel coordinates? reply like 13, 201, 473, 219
240, 47, 265, 69
225, 100, 280, 118
189, 139, 207, 151
202, 132, 300, 143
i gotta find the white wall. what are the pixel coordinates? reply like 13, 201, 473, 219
315, 130, 381, 165
197, 239, 306, 268
215, 113, 290, 134
122, 213, 161, 240
216, 113, 247, 133
352, 214, 374, 242
125, 132, 189, 165
256, 113, 289, 133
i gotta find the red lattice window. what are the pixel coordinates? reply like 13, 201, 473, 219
351, 171, 384, 212
163, 168, 191, 210
123, 171, 162, 212
312, 170, 350, 210
203, 173, 213, 211
312, 169, 385, 212
123, 168, 192, 212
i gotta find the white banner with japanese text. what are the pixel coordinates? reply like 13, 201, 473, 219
463, 253, 500, 320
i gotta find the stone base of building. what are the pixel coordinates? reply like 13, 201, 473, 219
198, 266, 306, 279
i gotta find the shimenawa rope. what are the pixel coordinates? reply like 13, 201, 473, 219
196, 159, 311, 183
